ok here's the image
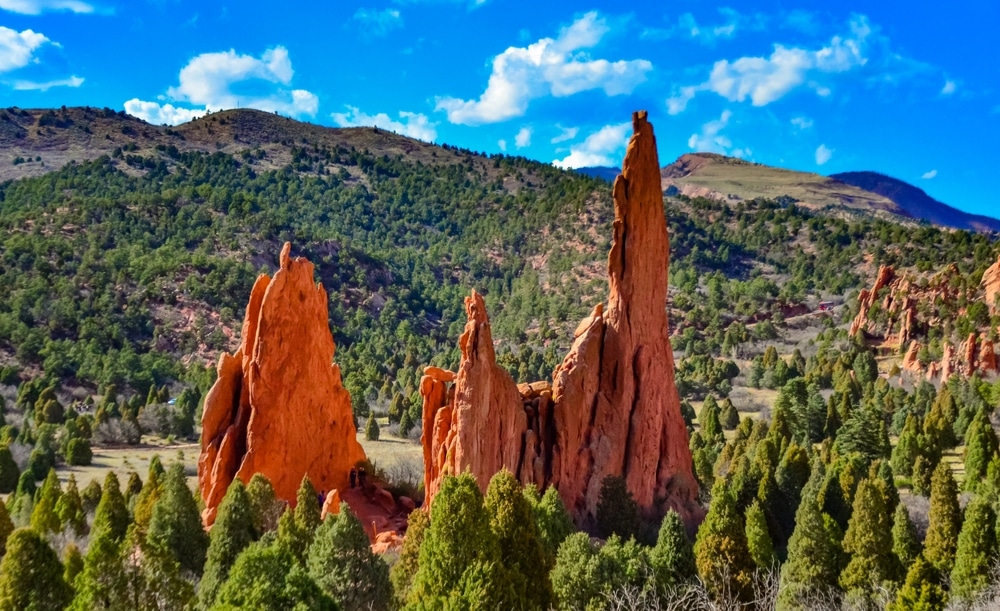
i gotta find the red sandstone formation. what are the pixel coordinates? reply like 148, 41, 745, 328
983, 256, 1000, 315
940, 342, 956, 381
981, 338, 999, 374
849, 265, 896, 338
199, 243, 366, 525
420, 111, 701, 529
902, 341, 922, 374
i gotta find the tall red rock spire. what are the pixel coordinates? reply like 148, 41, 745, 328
199, 243, 366, 525
420, 111, 701, 528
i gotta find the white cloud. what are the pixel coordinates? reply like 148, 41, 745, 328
0, 0, 93, 14
550, 124, 578, 143
941, 80, 956, 95
497, 139, 507, 151
687, 110, 734, 154
514, 126, 532, 148
642, 8, 766, 44
553, 122, 630, 168
436, 12, 652, 125
667, 15, 871, 113
12, 74, 83, 90
0, 26, 50, 73
922, 169, 938, 179
353, 8, 403, 37
815, 144, 833, 165
126, 46, 319, 126
791, 116, 813, 129
331, 106, 437, 141
123, 99, 207, 125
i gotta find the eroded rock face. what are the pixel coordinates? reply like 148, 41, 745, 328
849, 265, 896, 338
421, 111, 701, 529
199, 243, 366, 525
983, 256, 1000, 315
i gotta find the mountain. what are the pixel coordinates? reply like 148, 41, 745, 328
831, 171, 1000, 233
574, 166, 620, 182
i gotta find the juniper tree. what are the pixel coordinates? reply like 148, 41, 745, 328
0, 503, 11, 557
131, 466, 162, 536
0, 446, 18, 494
200, 479, 257, 609
924, 462, 961, 575
694, 482, 754, 603
389, 504, 427, 606
0, 528, 72, 611
213, 539, 336, 611
30, 468, 62, 535
887, 554, 946, 611
146, 462, 208, 576
596, 475, 639, 540
63, 543, 83, 588
745, 500, 777, 569
295, 475, 322, 538
650, 509, 695, 592
891, 414, 921, 477
56, 474, 87, 536
840, 478, 900, 601
963, 409, 999, 492
246, 473, 283, 536
525, 485, 574, 563
777, 482, 841, 611
950, 496, 997, 601
892, 502, 921, 569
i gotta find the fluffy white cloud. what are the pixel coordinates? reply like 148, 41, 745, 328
436, 12, 652, 125
922, 169, 938, 179
643, 8, 765, 45
0, 26, 50, 73
331, 106, 437, 141
125, 47, 319, 126
550, 124, 578, 143
123, 99, 207, 125
668, 15, 871, 114
815, 144, 833, 165
791, 116, 813, 129
353, 8, 403, 37
0, 0, 92, 14
553, 122, 629, 168
941, 80, 956, 95
514, 126, 532, 148
688, 110, 734, 154
13, 75, 83, 90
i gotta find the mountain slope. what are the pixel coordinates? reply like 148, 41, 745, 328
831, 171, 1000, 233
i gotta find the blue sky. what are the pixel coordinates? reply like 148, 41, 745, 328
0, 0, 997, 218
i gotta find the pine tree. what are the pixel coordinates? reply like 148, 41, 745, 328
389, 505, 428, 606
63, 543, 83, 588
29, 468, 62, 535
118, 526, 195, 611
0, 446, 18, 494
0, 528, 72, 611
306, 502, 392, 611
694, 482, 754, 603
80, 479, 102, 513
56, 474, 87, 537
950, 496, 997, 600
596, 475, 639, 540
146, 461, 208, 576
719, 399, 740, 431
774, 443, 811, 544
924, 462, 961, 575
526, 485, 574, 563
963, 409, 999, 492
70, 474, 130, 611
93, 472, 129, 542
212, 539, 336, 610
698, 395, 725, 446
200, 479, 257, 609
131, 466, 162, 536
484, 470, 551, 610
124, 471, 143, 506
892, 502, 920, 569
892, 414, 921, 477
0, 503, 12, 557
777, 486, 841, 611
246, 472, 283, 536
650, 510, 695, 592
911, 454, 933, 496
364, 413, 380, 441
408, 473, 512, 609
840, 478, 900, 600
294, 475, 322, 537
887, 554, 946, 611
745, 500, 777, 569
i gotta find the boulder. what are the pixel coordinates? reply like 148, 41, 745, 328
420, 111, 701, 529
199, 243, 366, 525
321, 489, 342, 520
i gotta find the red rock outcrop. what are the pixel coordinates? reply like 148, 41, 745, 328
199, 243, 366, 525
902, 341, 922, 373
981, 338, 999, 374
849, 265, 896, 338
421, 111, 701, 529
983, 256, 1000, 315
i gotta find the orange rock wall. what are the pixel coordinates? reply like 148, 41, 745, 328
421, 111, 701, 529
199, 243, 366, 525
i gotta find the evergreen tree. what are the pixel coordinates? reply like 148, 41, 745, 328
295, 475, 322, 538
0, 446, 18, 494
200, 479, 257, 610
777, 485, 841, 611
56, 474, 87, 536
892, 414, 921, 477
63, 543, 83, 588
892, 502, 920, 569
484, 470, 551, 610
694, 483, 754, 603
276, 507, 310, 564
0, 528, 72, 611
924, 388, 957, 450
698, 395, 725, 446
408, 473, 512, 610
887, 554, 946, 611
924, 462, 961, 575
0, 503, 11, 558
131, 466, 162, 536
525, 486, 574, 563
30, 468, 62, 535
365, 413, 380, 441
389, 504, 427, 606
117, 526, 196, 611
306, 502, 392, 611
719, 399, 740, 431
650, 510, 695, 592
146, 462, 208, 576
963, 409, 998, 492
774, 443, 810, 544
911, 454, 933, 496
596, 475, 639, 540
80, 479, 102, 513
745, 500, 777, 569
840, 478, 900, 600
213, 539, 336, 611
950, 496, 997, 600
246, 472, 283, 536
